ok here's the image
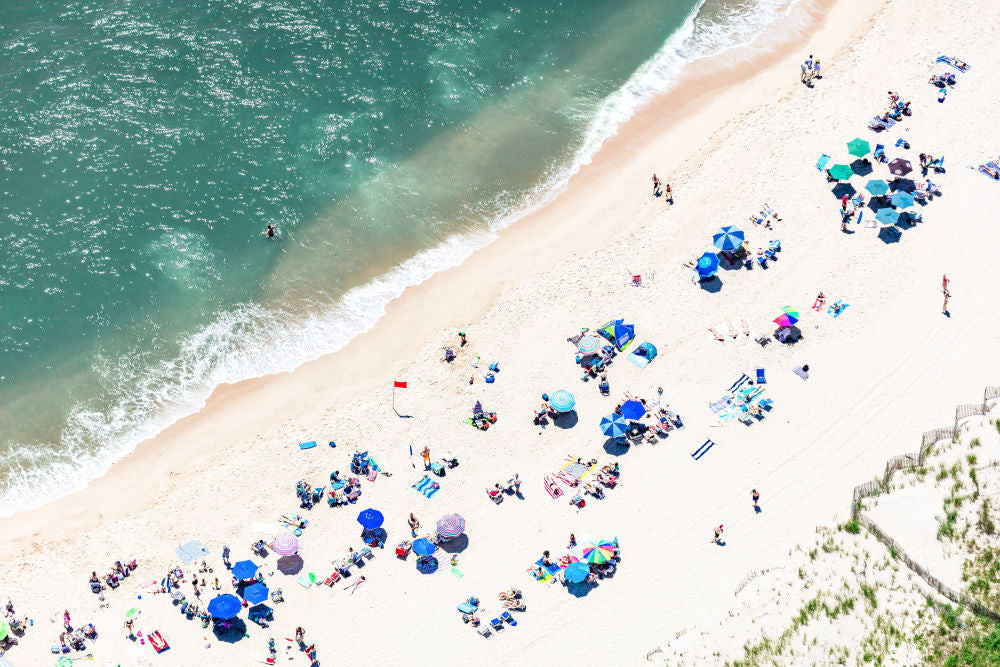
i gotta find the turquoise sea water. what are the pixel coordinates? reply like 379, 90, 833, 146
0, 0, 795, 513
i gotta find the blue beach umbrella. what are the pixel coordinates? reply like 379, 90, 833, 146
865, 179, 889, 196
549, 390, 576, 412
695, 252, 720, 279
564, 561, 591, 584
206, 594, 242, 620
231, 560, 259, 581
412, 538, 436, 556
891, 191, 915, 209
241, 583, 269, 606
620, 400, 647, 421
876, 208, 900, 226
600, 413, 628, 438
357, 508, 384, 530
712, 225, 745, 252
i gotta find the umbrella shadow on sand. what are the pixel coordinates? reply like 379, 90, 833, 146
878, 226, 902, 244
698, 275, 723, 293
566, 581, 595, 598
553, 412, 579, 429
889, 178, 917, 193
212, 618, 247, 643
602, 438, 630, 457
276, 555, 304, 575
831, 183, 857, 200
436, 534, 469, 554
850, 159, 874, 177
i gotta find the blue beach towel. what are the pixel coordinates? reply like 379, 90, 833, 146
728, 374, 750, 393
413, 476, 431, 492
424, 483, 440, 498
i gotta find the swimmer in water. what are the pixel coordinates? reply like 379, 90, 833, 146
263, 224, 276, 239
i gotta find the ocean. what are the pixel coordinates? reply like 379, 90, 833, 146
0, 0, 797, 514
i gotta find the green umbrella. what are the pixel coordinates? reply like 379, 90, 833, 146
828, 164, 854, 180
126, 607, 139, 618
56, 658, 74, 667
0, 617, 7, 641
847, 138, 871, 157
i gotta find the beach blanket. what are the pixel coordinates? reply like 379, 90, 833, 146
561, 460, 597, 479
728, 374, 750, 393
709, 396, 733, 413
691, 439, 716, 460
527, 559, 563, 583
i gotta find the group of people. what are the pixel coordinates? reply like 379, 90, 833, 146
88, 558, 138, 593
651, 174, 673, 204
800, 54, 821, 84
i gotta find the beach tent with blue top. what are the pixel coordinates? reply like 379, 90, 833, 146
597, 319, 635, 351
628, 342, 657, 368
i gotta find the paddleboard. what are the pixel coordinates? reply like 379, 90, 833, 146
299, 441, 317, 450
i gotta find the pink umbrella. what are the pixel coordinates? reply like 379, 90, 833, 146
272, 534, 299, 556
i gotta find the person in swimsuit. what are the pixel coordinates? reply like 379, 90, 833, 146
263, 224, 276, 238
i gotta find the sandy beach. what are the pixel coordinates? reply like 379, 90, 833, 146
5, 0, 1000, 664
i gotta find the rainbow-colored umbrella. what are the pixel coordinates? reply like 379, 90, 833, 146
577, 336, 602, 355
772, 306, 799, 328
436, 513, 465, 538
581, 540, 616, 564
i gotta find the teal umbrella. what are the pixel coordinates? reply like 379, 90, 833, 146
891, 191, 915, 209
549, 390, 575, 412
847, 138, 871, 157
876, 208, 900, 226
828, 164, 854, 181
865, 179, 889, 196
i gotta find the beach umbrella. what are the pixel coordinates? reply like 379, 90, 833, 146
712, 225, 745, 252
175, 540, 209, 564
271, 534, 299, 556
56, 658, 74, 667
412, 538, 436, 556
206, 593, 242, 620
827, 163, 854, 181
231, 560, 259, 581
865, 179, 889, 196
577, 336, 602, 355
888, 158, 912, 176
564, 561, 591, 584
0, 656, 13, 667
620, 400, 647, 421
549, 389, 576, 412
847, 138, 871, 157
276, 555, 303, 575
600, 413, 628, 439
356, 508, 384, 530
0, 617, 7, 641
876, 208, 900, 226
581, 540, 616, 565
694, 252, 720, 279
241, 583, 269, 606
436, 513, 466, 538
125, 607, 139, 619
891, 191, 915, 209
772, 306, 799, 328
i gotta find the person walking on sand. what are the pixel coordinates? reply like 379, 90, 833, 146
752, 489, 761, 513
800, 60, 807, 83
63, 610, 71, 630
652, 173, 662, 196
568, 533, 577, 548
812, 58, 821, 80
711, 524, 724, 545
664, 183, 673, 205
420, 446, 430, 469
458, 331, 467, 346
942, 274, 951, 315
408, 513, 420, 537
295, 627, 305, 645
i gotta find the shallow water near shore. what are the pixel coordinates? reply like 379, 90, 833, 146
0, 0, 798, 514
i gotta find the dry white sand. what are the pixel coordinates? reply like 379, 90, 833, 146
5, 0, 1000, 664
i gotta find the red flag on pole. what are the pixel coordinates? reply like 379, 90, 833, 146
394, 381, 407, 389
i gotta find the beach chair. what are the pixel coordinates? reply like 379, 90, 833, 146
490, 617, 503, 631
361, 547, 374, 560
322, 572, 341, 586
873, 143, 885, 163
477, 626, 491, 638
755, 368, 766, 384
485, 487, 503, 504
756, 256, 768, 269
599, 379, 610, 395
501, 611, 517, 627
815, 154, 830, 171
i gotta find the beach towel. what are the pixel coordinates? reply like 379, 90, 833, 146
296, 576, 311, 589
936, 54, 970, 72
709, 396, 733, 413
691, 439, 716, 460
828, 301, 849, 318
554, 471, 579, 488
728, 374, 750, 393
561, 460, 596, 479
543, 476, 563, 499
527, 558, 563, 583
424, 482, 441, 498
793, 366, 809, 380
815, 154, 830, 171
413, 476, 431, 492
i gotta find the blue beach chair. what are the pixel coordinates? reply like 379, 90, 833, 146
755, 368, 766, 384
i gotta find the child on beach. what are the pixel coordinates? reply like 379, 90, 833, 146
711, 525, 724, 545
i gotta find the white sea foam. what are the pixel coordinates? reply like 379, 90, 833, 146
0, 0, 800, 516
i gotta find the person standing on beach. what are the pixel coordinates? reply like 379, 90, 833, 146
664, 183, 673, 205
420, 446, 430, 469
942, 274, 951, 315
813, 58, 821, 80
221, 545, 231, 569
408, 513, 420, 537
458, 331, 467, 346
652, 173, 662, 196
711, 525, 724, 545
800, 61, 807, 82
752, 489, 761, 513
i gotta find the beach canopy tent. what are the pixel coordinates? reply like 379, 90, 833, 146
549, 390, 576, 412
628, 342, 657, 369
597, 319, 635, 350
412, 538, 436, 556
876, 208, 900, 226
865, 179, 889, 196
356, 508, 384, 530
175, 540, 209, 564
694, 252, 720, 279
600, 413, 627, 439
620, 400, 647, 421
207, 594, 242, 620
231, 560, 259, 581
241, 583, 269, 606
712, 225, 745, 251
564, 561, 590, 583
828, 164, 854, 180
847, 138, 871, 157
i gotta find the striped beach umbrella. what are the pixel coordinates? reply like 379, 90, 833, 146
600, 413, 627, 438
577, 335, 602, 355
712, 225, 745, 252
772, 306, 799, 328
272, 534, 299, 556
549, 390, 575, 412
436, 513, 465, 538
581, 540, 616, 565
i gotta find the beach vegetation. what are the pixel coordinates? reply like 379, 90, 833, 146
861, 584, 878, 610
844, 519, 861, 534
978, 499, 995, 536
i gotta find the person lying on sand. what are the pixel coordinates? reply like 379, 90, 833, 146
727, 321, 738, 338
740, 318, 750, 336
708, 327, 724, 342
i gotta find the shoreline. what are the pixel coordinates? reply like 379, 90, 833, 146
0, 0, 858, 557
